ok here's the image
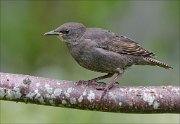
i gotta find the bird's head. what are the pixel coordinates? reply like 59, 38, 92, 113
44, 22, 86, 44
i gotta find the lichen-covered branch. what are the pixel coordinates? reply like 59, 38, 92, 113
0, 72, 179, 113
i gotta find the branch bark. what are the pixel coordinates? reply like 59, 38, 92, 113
0, 72, 179, 113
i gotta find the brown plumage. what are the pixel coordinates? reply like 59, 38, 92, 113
99, 35, 172, 69
104, 35, 155, 57
44, 22, 173, 93
145, 57, 172, 69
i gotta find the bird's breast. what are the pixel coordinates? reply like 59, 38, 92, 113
67, 43, 133, 73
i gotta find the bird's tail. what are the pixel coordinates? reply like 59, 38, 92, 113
145, 57, 173, 69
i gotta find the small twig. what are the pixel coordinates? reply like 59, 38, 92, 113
0, 72, 179, 113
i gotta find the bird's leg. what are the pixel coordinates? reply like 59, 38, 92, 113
101, 70, 124, 99
76, 73, 114, 86
89, 73, 114, 82
106, 73, 122, 89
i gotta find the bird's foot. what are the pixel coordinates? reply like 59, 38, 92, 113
76, 80, 107, 89
76, 79, 98, 86
100, 82, 119, 99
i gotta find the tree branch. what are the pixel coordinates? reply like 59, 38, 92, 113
0, 72, 179, 113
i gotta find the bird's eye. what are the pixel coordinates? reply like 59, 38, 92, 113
65, 30, 69, 34
61, 30, 69, 34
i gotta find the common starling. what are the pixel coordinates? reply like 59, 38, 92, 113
44, 22, 172, 91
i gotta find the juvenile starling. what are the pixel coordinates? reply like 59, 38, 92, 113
44, 22, 172, 91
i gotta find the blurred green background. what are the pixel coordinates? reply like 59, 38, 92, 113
0, 1, 179, 123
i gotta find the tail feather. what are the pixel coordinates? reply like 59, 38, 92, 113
145, 57, 173, 69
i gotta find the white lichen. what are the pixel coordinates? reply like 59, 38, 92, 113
26, 92, 36, 99
49, 100, 54, 104
62, 100, 67, 105
159, 95, 163, 98
67, 87, 73, 93
70, 97, 76, 104
32, 89, 41, 99
36, 83, 40, 87
45, 84, 53, 94
12, 87, 22, 99
51, 94, 56, 99
0, 88, 5, 97
6, 90, 13, 99
14, 82, 21, 88
153, 101, 159, 109
78, 95, 83, 103
119, 102, 122, 107
34, 93, 41, 99
83, 89, 87, 96
64, 87, 73, 97
109, 92, 115, 99
87, 90, 95, 102
142, 93, 155, 106
56, 81, 61, 85
54, 88, 62, 96
34, 89, 39, 94
38, 96, 45, 104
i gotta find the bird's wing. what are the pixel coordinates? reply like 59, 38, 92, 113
100, 35, 155, 57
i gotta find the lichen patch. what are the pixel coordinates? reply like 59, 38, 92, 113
70, 97, 76, 104
12, 87, 21, 99
109, 92, 115, 99
119, 102, 122, 107
142, 93, 155, 106
0, 88, 5, 97
38, 96, 45, 104
78, 95, 83, 103
87, 90, 95, 102
54, 88, 62, 96
49, 99, 54, 105
56, 81, 61, 85
45, 84, 53, 94
62, 100, 67, 105
36, 83, 40, 87
26, 92, 36, 99
153, 101, 159, 109
64, 87, 73, 97
83, 89, 87, 96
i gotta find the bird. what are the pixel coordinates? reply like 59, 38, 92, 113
44, 22, 172, 91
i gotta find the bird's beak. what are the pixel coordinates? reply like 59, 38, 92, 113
44, 30, 62, 36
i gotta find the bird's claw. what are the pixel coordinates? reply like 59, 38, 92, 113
100, 82, 119, 99
76, 80, 111, 91
76, 79, 97, 86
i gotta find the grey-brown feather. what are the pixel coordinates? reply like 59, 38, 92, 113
69, 28, 172, 72
45, 22, 173, 91
50, 22, 172, 74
